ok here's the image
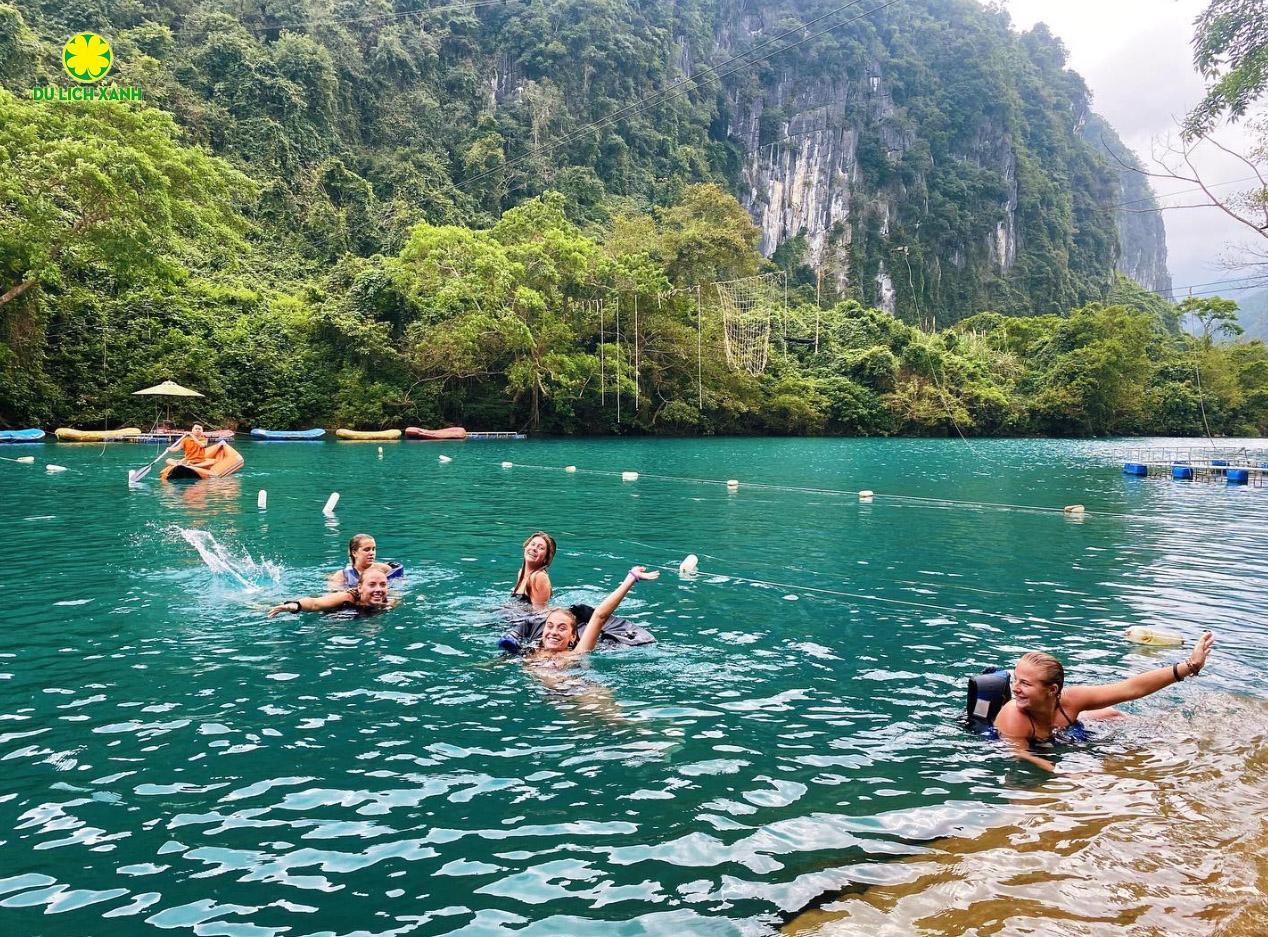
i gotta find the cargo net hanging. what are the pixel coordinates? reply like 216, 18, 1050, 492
714, 273, 783, 376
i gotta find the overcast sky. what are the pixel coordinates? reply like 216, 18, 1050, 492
999, 0, 1264, 297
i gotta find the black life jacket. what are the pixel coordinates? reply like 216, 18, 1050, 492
966, 667, 1012, 735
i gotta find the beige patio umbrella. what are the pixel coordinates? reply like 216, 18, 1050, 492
132, 380, 204, 427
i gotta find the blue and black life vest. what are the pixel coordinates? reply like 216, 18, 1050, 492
966, 667, 1012, 736
344, 561, 405, 587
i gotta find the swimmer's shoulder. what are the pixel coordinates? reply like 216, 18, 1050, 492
992, 701, 1026, 738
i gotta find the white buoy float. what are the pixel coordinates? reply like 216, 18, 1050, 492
1063, 504, 1085, 515
565, 465, 577, 473
0, 455, 36, 464
726, 479, 739, 490
257, 490, 267, 510
622, 471, 639, 481
377, 446, 383, 459
1124, 626, 1184, 647
46, 464, 67, 473
501, 461, 513, 469
438, 455, 452, 464
323, 492, 340, 515
678, 554, 699, 577
858, 489, 874, 501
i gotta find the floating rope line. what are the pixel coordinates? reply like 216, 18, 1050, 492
494, 460, 1175, 521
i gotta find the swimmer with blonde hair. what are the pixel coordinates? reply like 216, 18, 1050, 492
995, 631, 1215, 772
526, 566, 657, 664
328, 533, 394, 589
268, 566, 399, 617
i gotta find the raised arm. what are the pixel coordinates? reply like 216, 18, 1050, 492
1065, 632, 1214, 713
575, 566, 658, 654
268, 590, 354, 617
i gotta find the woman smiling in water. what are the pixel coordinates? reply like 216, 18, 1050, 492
268, 566, 398, 617
995, 631, 1215, 772
511, 531, 556, 607
526, 566, 658, 664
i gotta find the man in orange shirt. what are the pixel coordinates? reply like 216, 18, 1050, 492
166, 424, 227, 469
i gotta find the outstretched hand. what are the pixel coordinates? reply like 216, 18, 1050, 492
267, 603, 292, 618
628, 566, 659, 581
1188, 631, 1215, 674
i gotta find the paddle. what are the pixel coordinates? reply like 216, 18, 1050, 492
128, 434, 186, 484
0, 455, 36, 464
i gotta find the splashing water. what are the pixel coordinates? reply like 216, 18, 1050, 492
175, 527, 282, 591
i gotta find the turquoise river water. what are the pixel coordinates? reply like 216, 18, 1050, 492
1, 437, 1266, 936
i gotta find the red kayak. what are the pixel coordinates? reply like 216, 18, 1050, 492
404, 426, 468, 440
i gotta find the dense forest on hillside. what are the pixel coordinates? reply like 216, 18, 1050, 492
1, 0, 1265, 435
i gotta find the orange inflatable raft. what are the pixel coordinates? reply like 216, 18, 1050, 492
159, 442, 245, 482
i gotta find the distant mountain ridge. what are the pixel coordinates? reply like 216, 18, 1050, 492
1082, 115, 1174, 299
0, 0, 1162, 321
1235, 288, 1268, 341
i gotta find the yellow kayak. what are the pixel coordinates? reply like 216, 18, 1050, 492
335, 429, 402, 441
55, 427, 142, 442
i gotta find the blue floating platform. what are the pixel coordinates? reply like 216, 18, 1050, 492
0, 428, 45, 443
1123, 463, 1148, 476
1227, 468, 1249, 485
250, 428, 326, 440
1172, 465, 1194, 480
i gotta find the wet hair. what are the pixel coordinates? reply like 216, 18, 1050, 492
347, 533, 375, 565
1019, 651, 1065, 692
514, 531, 557, 593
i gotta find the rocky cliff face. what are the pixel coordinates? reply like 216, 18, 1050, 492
1082, 115, 1174, 298
702, 1, 1123, 320
476, 0, 1123, 320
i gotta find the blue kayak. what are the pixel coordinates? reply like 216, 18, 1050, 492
0, 428, 45, 442
250, 428, 326, 440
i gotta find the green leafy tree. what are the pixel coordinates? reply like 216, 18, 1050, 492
1186, 0, 1268, 136
1180, 295, 1244, 347
0, 92, 252, 310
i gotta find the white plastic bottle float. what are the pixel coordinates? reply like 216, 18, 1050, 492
622, 471, 639, 481
678, 554, 699, 577
438, 455, 452, 463
1124, 626, 1185, 647
257, 489, 267, 510
323, 492, 340, 515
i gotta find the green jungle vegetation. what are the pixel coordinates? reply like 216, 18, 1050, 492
1, 0, 1266, 436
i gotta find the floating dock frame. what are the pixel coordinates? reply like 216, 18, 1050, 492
1119, 447, 1267, 488
465, 432, 527, 441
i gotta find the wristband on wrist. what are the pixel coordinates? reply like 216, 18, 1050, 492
289, 600, 302, 613
1172, 662, 1184, 682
